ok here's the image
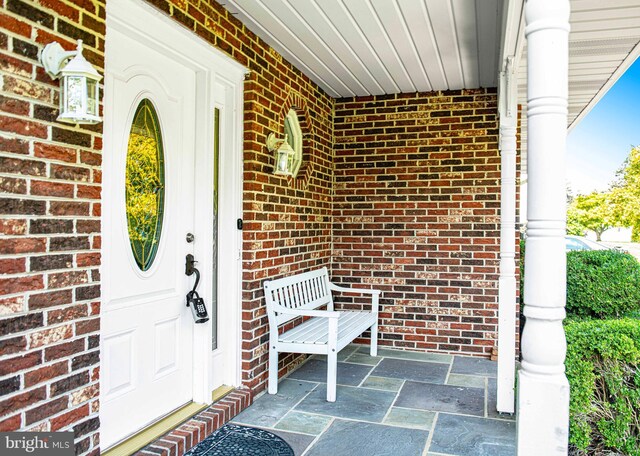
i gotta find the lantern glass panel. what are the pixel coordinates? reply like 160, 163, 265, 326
86, 79, 98, 116
276, 149, 289, 174
65, 76, 85, 115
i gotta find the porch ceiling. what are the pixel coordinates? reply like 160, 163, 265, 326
225, 0, 504, 98
226, 0, 640, 135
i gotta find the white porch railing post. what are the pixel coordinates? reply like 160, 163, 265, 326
517, 0, 571, 454
497, 56, 517, 414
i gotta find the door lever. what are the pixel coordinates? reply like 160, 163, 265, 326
185, 254, 200, 292
185, 253, 197, 276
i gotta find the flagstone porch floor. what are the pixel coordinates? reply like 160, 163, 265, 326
232, 344, 516, 456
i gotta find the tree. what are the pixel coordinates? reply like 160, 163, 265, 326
609, 146, 640, 241
565, 186, 586, 236
567, 191, 614, 241
566, 207, 586, 236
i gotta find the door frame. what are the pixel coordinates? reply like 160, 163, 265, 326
103, 0, 247, 412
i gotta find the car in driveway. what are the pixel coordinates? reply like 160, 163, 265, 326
565, 235, 611, 252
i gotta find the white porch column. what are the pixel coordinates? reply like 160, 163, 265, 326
517, 0, 570, 455
497, 57, 517, 414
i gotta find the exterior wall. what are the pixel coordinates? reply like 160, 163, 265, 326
0, 0, 105, 453
333, 90, 505, 357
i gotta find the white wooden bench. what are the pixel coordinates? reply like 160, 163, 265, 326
264, 267, 381, 402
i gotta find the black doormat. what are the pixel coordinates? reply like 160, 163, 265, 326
185, 423, 295, 456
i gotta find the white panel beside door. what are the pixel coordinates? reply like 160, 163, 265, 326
208, 79, 244, 391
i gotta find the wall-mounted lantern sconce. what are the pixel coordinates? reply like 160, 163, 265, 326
39, 39, 102, 125
266, 132, 296, 176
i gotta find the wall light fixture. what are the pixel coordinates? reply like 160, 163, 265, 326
266, 133, 296, 176
39, 39, 102, 125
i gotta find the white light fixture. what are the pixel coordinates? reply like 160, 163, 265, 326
266, 133, 296, 176
39, 39, 102, 125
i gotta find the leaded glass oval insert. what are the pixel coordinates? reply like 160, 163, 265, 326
125, 99, 165, 271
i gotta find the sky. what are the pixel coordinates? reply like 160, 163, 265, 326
566, 57, 640, 195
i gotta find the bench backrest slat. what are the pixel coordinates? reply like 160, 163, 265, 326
264, 267, 333, 327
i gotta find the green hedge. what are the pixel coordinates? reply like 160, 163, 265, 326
566, 318, 640, 455
566, 250, 640, 318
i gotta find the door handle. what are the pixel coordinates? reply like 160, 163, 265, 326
185, 254, 200, 293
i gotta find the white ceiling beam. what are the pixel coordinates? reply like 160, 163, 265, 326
498, 0, 526, 68
476, 0, 500, 88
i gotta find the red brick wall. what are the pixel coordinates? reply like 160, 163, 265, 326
332, 90, 510, 357
0, 0, 105, 453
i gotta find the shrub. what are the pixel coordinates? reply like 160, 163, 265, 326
566, 318, 640, 455
566, 250, 640, 318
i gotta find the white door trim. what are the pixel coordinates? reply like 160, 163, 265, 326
103, 0, 246, 421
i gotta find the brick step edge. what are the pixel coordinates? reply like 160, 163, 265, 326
134, 388, 253, 456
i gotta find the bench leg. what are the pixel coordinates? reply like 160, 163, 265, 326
268, 347, 278, 395
327, 350, 337, 402
370, 322, 378, 357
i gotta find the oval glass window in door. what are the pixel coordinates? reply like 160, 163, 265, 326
125, 99, 165, 271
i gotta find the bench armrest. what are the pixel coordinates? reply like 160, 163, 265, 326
328, 283, 381, 296
271, 304, 340, 319
328, 283, 380, 315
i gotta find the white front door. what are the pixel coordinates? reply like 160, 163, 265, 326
100, 22, 198, 449
102, 1, 246, 449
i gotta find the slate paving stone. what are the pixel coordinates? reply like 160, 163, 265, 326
262, 427, 316, 456
234, 350, 515, 456
371, 358, 449, 384
313, 344, 360, 362
446, 373, 486, 389
275, 411, 332, 435
361, 375, 405, 392
487, 378, 516, 421
383, 407, 435, 430
451, 356, 497, 377
338, 344, 360, 360
344, 352, 382, 365
232, 379, 317, 427
359, 346, 452, 364
304, 419, 429, 456
287, 358, 372, 386
295, 384, 396, 422
429, 413, 516, 456
395, 381, 485, 416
